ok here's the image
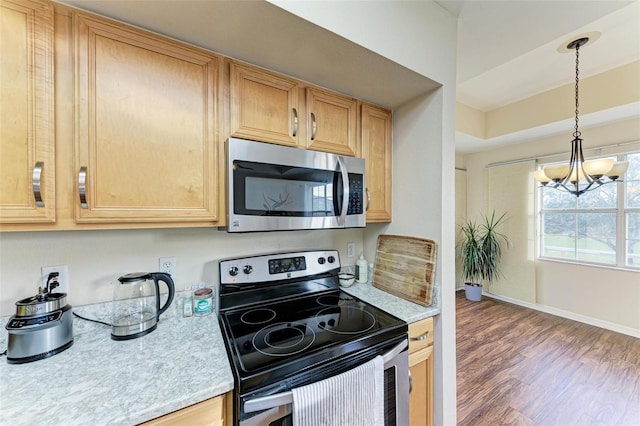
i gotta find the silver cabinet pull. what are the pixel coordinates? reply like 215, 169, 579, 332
310, 112, 317, 140
366, 188, 371, 211
32, 162, 44, 207
78, 167, 88, 209
292, 108, 298, 137
409, 370, 413, 394
411, 331, 430, 341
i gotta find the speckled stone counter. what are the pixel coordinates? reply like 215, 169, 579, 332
342, 282, 440, 323
0, 295, 234, 426
1, 282, 438, 425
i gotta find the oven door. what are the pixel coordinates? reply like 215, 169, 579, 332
227, 137, 366, 232
239, 339, 409, 426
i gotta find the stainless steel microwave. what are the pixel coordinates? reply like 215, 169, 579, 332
226, 137, 366, 232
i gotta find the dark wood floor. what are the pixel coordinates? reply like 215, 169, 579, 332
456, 290, 640, 426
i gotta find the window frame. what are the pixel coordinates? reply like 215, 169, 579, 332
537, 151, 640, 270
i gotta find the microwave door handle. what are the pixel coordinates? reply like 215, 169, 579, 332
243, 339, 408, 414
336, 156, 349, 226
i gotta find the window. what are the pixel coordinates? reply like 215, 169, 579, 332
538, 151, 640, 269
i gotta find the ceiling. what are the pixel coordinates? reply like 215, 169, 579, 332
436, 0, 640, 153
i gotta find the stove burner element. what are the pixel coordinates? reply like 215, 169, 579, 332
315, 306, 376, 334
253, 322, 316, 357
240, 308, 277, 325
316, 295, 342, 306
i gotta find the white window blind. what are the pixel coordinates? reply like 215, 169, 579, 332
485, 160, 536, 303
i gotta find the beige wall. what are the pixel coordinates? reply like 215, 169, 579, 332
0, 228, 363, 314
462, 118, 640, 336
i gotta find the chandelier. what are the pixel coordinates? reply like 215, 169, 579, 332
534, 37, 628, 197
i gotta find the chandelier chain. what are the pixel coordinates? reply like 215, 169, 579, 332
574, 43, 581, 139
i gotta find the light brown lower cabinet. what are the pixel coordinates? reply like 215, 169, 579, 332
140, 392, 230, 426
408, 317, 434, 426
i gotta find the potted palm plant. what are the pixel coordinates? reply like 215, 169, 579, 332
458, 211, 509, 301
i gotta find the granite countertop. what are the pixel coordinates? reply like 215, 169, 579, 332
0, 284, 439, 425
342, 281, 440, 323
0, 295, 234, 426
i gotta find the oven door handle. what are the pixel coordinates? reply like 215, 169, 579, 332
243, 339, 408, 414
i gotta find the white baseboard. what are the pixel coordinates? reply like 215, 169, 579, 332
455, 287, 640, 339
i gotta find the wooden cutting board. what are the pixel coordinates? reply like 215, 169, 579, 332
373, 234, 437, 307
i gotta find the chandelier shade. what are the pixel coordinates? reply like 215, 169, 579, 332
533, 36, 628, 196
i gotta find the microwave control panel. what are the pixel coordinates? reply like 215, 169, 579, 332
347, 175, 363, 214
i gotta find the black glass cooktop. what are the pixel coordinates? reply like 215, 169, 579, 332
220, 288, 406, 377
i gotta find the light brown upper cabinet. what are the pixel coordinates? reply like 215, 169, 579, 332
73, 12, 222, 223
229, 61, 358, 156
0, 0, 55, 224
361, 103, 392, 222
305, 87, 358, 156
229, 61, 301, 147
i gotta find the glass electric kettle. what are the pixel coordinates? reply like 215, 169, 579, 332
111, 272, 175, 340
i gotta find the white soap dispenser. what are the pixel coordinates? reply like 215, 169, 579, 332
356, 253, 368, 283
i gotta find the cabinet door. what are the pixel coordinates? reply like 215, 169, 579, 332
229, 61, 301, 147
409, 346, 434, 426
361, 103, 392, 222
73, 13, 221, 223
0, 0, 55, 224
408, 317, 434, 426
140, 393, 226, 426
305, 87, 357, 156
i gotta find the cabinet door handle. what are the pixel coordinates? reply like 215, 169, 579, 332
78, 167, 88, 209
411, 331, 430, 341
32, 162, 45, 207
366, 188, 370, 211
292, 108, 298, 137
409, 370, 413, 394
310, 112, 317, 140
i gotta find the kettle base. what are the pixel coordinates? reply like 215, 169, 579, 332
111, 323, 157, 340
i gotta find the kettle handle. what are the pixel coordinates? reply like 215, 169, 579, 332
151, 272, 175, 319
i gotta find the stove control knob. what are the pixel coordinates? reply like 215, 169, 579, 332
327, 256, 335, 264
229, 266, 239, 276
243, 265, 253, 275
318, 257, 326, 265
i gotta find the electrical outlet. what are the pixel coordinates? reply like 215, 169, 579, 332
347, 242, 355, 258
159, 257, 176, 277
41, 265, 69, 294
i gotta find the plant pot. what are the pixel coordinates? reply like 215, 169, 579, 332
464, 283, 482, 302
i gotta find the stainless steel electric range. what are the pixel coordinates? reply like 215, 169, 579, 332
218, 250, 409, 426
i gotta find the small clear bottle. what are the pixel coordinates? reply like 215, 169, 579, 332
182, 285, 193, 317
356, 253, 368, 283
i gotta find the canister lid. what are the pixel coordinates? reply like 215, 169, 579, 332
194, 288, 213, 298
